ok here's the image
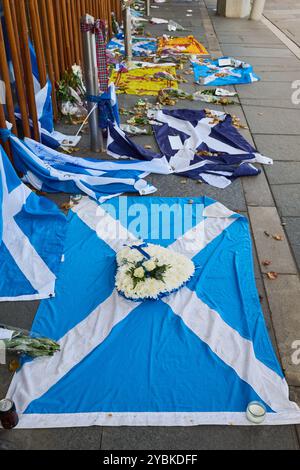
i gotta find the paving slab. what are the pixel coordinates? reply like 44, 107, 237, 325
272, 184, 300, 217
263, 274, 300, 385
241, 106, 300, 135
0, 427, 102, 450
257, 70, 300, 82
242, 171, 275, 207
221, 45, 294, 58
236, 81, 294, 100
101, 425, 299, 450
248, 206, 297, 274
282, 217, 300, 272
253, 135, 300, 162
265, 162, 300, 185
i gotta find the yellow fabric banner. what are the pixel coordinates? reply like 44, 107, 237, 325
158, 35, 209, 55
110, 65, 178, 96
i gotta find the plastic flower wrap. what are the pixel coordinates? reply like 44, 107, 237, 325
0, 324, 60, 359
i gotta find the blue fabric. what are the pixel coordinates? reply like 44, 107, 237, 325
107, 35, 157, 57
192, 57, 260, 86
8, 135, 155, 202
107, 110, 269, 188
0, 145, 66, 300
15, 196, 289, 419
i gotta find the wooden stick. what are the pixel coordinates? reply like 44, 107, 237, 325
54, 0, 66, 76
46, 0, 60, 81
76, 0, 83, 62
61, 0, 72, 69
28, 0, 47, 87
71, 0, 81, 64
0, 102, 12, 159
0, 21, 17, 135
2, 0, 31, 138
39, 0, 58, 119
66, 0, 75, 64
16, 0, 40, 141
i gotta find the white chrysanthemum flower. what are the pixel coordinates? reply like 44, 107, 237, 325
134, 267, 145, 279
143, 260, 156, 272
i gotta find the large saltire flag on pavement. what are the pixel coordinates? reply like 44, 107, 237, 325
0, 146, 66, 301
192, 57, 260, 86
7, 196, 300, 427
108, 109, 273, 189
8, 134, 171, 203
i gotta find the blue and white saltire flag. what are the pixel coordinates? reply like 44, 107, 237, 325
0, 146, 66, 301
7, 196, 300, 427
107, 34, 157, 57
192, 57, 260, 86
8, 134, 172, 202
150, 109, 272, 188
107, 121, 171, 167
15, 42, 81, 150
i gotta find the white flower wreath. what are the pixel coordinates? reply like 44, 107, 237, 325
115, 243, 195, 301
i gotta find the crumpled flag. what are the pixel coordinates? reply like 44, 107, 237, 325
107, 35, 157, 57
158, 35, 208, 55
192, 57, 260, 86
110, 64, 178, 96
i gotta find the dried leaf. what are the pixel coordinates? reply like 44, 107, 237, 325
273, 234, 284, 241
8, 359, 20, 373
267, 272, 278, 280
264, 231, 270, 237
262, 260, 272, 267
60, 202, 74, 211
144, 144, 152, 150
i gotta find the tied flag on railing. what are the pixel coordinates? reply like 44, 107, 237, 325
80, 19, 109, 93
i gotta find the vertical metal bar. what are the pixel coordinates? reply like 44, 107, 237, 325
146, 0, 151, 17
81, 14, 103, 152
123, 6, 132, 61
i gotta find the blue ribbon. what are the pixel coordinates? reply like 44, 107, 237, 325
129, 243, 151, 260
0, 128, 12, 143
85, 94, 103, 103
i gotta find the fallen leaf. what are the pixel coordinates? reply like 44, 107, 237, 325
273, 234, 284, 241
144, 144, 152, 150
60, 202, 74, 211
8, 359, 20, 373
264, 231, 270, 237
181, 179, 187, 184
262, 260, 272, 267
267, 272, 278, 280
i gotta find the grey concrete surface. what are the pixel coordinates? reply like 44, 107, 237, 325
0, 0, 300, 451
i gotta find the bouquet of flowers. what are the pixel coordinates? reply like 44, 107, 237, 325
0, 325, 60, 359
115, 243, 195, 301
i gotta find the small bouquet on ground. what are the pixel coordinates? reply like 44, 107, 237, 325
158, 87, 193, 106
193, 88, 237, 105
116, 243, 195, 301
0, 325, 60, 359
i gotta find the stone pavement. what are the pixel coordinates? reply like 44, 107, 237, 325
0, 0, 300, 450
265, 0, 300, 48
